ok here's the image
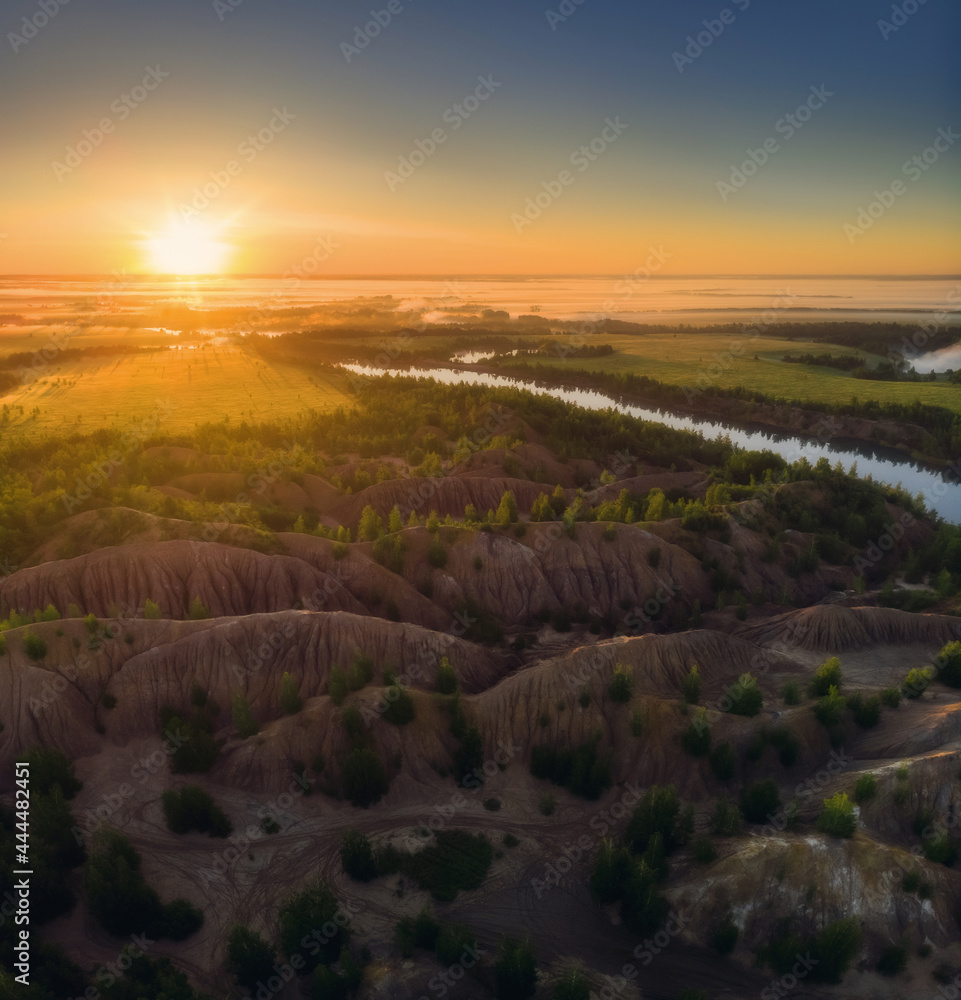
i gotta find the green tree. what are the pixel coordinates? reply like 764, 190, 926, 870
681, 663, 701, 705
682, 708, 711, 757
341, 748, 389, 807
645, 489, 665, 521
608, 664, 634, 703
436, 656, 459, 694
496, 490, 519, 526
226, 924, 276, 989
328, 664, 348, 704
144, 599, 161, 620
358, 505, 384, 542
817, 792, 857, 838
494, 936, 538, 1000
232, 694, 258, 738
280, 672, 303, 715
724, 673, 763, 716
340, 830, 378, 882
808, 656, 843, 697
553, 968, 590, 1000
740, 779, 780, 825
388, 505, 403, 533
278, 880, 348, 971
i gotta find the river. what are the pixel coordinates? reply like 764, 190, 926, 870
343, 363, 961, 523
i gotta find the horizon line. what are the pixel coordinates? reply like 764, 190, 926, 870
1, 273, 960, 281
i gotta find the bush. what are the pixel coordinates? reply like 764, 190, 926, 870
539, 793, 556, 816
817, 793, 857, 838
553, 968, 590, 1000
382, 685, 416, 725
876, 942, 908, 976
682, 708, 711, 757
144, 599, 161, 620
625, 785, 692, 855
341, 748, 389, 807
808, 656, 843, 697
629, 708, 644, 737
23, 630, 47, 661
23, 747, 82, 798
903, 667, 933, 699
436, 657, 459, 694
406, 831, 493, 902
881, 686, 901, 709
162, 786, 231, 837
494, 937, 538, 1000
692, 836, 718, 864
590, 840, 632, 904
710, 913, 739, 956
280, 672, 303, 715
811, 918, 861, 983
187, 596, 211, 620
436, 923, 478, 965
231, 694, 258, 738
780, 680, 801, 705
328, 665, 348, 705
814, 686, 846, 728
608, 665, 634, 703
847, 691, 880, 728
709, 741, 736, 781
937, 641, 961, 687
740, 780, 780, 825
395, 907, 440, 957
578, 689, 591, 709
711, 797, 742, 836
681, 664, 701, 705
279, 880, 349, 972
226, 924, 276, 989
483, 797, 501, 812
428, 538, 448, 568
347, 652, 374, 691
340, 830, 378, 882
724, 673, 763, 716
923, 834, 960, 867
853, 773, 877, 803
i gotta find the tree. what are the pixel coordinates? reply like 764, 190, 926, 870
814, 685, 846, 727
232, 694, 258, 738
280, 672, 303, 715
341, 748, 389, 807
340, 830, 378, 882
682, 708, 711, 757
724, 673, 763, 716
902, 666, 932, 698
388, 505, 403, 533
553, 967, 590, 1000
808, 656, 843, 697
278, 880, 348, 971
187, 596, 211, 620
496, 490, 519, 526
436, 656, 459, 694
817, 793, 856, 838
144, 599, 161, 620
608, 665, 634, 703
739, 779, 780, 825
328, 665, 348, 704
494, 936, 538, 1000
589, 839, 631, 904
226, 924, 276, 989
22, 630, 47, 661
936, 641, 961, 687
645, 489, 665, 521
358, 505, 384, 542
681, 664, 701, 705
382, 685, 416, 725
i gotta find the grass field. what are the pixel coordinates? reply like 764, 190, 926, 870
0, 343, 352, 433
526, 330, 961, 414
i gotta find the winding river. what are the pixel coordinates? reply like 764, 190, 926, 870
344, 363, 961, 524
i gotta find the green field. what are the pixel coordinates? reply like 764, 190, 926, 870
0, 343, 352, 434
525, 330, 961, 414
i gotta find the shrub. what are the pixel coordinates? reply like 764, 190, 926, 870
578, 689, 591, 709
923, 834, 959, 867
494, 937, 537, 1000
711, 797, 742, 836
724, 673, 763, 717
436, 923, 478, 965
23, 630, 47, 661
814, 686, 846, 728
903, 667, 933, 698
780, 680, 801, 705
341, 748, 389, 807
620, 859, 668, 934
187, 597, 211, 620
629, 708, 644, 737
811, 918, 861, 983
280, 672, 303, 715
483, 797, 501, 812
503, 833, 519, 848
881, 686, 901, 709
853, 773, 877, 803
539, 793, 556, 816
937, 641, 961, 688
682, 708, 711, 757
710, 913, 739, 956
808, 656, 843, 697
395, 906, 440, 957
681, 664, 701, 705
347, 652, 374, 691
739, 780, 780, 825
278, 880, 348, 971
625, 785, 692, 855
817, 793, 857, 839
23, 747, 82, 798
608, 665, 634, 703
226, 924, 276, 989
847, 691, 880, 728
328, 665, 348, 705
231, 694, 258, 738
340, 830, 378, 882
692, 836, 718, 864
162, 786, 231, 837
876, 942, 908, 976
144, 599, 161, 620
769, 727, 800, 768
428, 538, 448, 568
590, 840, 632, 904
382, 685, 416, 725
709, 741, 736, 781
406, 830, 493, 901
436, 657, 459, 694
553, 968, 590, 1000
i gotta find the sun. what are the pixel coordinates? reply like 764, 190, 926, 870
145, 219, 232, 275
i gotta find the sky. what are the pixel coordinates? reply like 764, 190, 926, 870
1, 0, 959, 276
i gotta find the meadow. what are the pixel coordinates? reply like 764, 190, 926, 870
523, 329, 961, 414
